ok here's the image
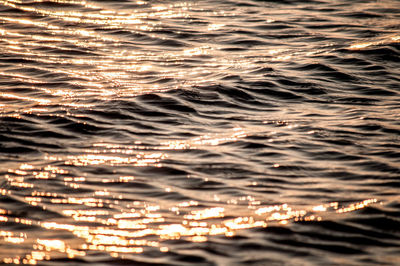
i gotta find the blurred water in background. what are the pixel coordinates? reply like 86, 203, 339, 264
0, 0, 400, 265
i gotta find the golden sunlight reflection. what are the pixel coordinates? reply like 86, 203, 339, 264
0, 0, 397, 264
0, 0, 295, 117
160, 127, 249, 150
0, 159, 381, 264
349, 33, 400, 50
0, 1, 201, 116
0, 154, 377, 264
0, 191, 378, 264
63, 153, 166, 167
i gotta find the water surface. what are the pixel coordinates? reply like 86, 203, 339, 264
0, 0, 400, 265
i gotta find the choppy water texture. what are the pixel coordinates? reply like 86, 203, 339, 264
0, 0, 400, 265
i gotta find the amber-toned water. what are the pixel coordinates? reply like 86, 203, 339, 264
0, 0, 400, 265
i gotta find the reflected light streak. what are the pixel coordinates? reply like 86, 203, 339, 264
0, 92, 51, 105
349, 34, 400, 50
161, 127, 248, 150
184, 207, 225, 220
64, 153, 166, 167
336, 199, 377, 213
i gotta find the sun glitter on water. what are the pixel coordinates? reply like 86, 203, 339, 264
0, 159, 379, 265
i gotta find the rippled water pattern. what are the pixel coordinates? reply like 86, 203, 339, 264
1, 0, 400, 265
